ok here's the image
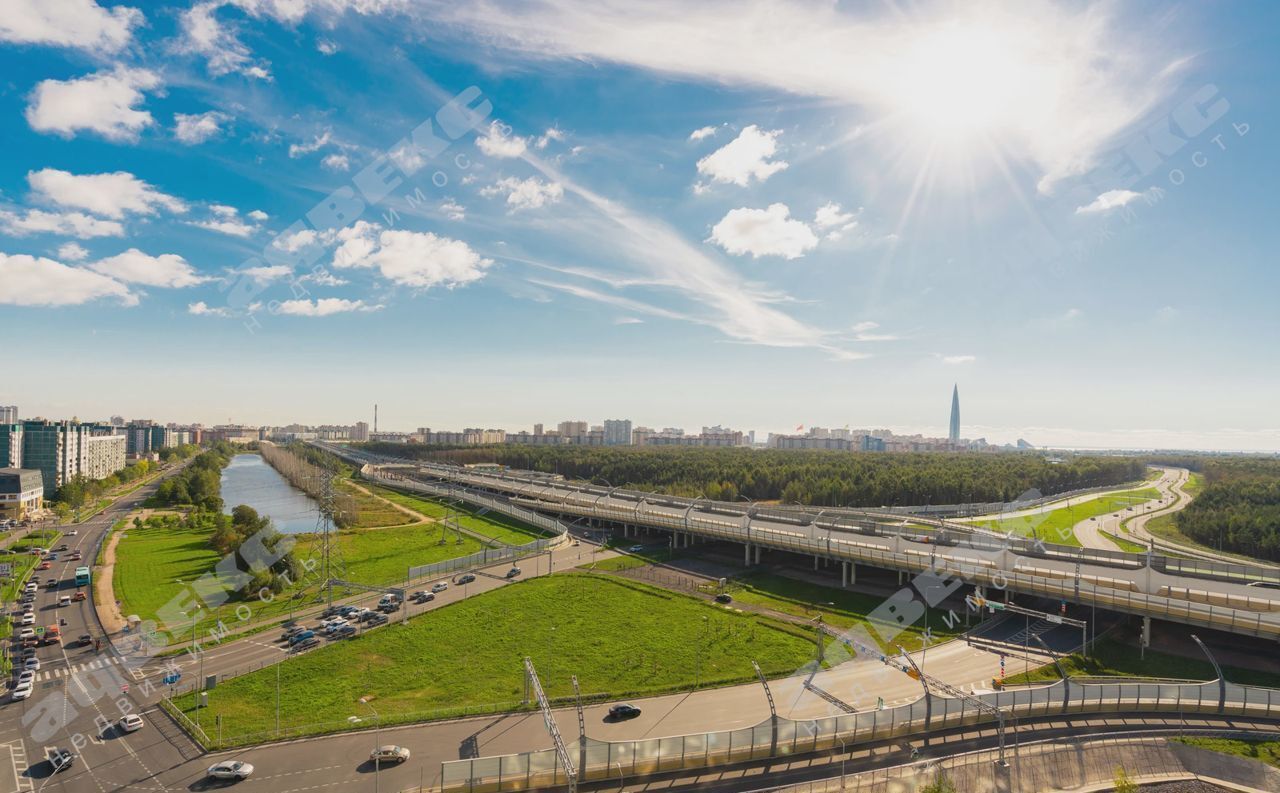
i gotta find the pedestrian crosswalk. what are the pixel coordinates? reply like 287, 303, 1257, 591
27, 654, 122, 683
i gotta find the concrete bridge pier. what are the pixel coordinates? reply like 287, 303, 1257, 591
754, 545, 762, 565
842, 561, 857, 587
744, 543, 752, 566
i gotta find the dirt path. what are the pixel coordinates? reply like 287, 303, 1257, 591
344, 479, 436, 528
94, 527, 127, 635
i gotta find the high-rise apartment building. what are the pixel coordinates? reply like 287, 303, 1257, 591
19, 419, 126, 497
557, 420, 588, 437
0, 406, 17, 423
603, 419, 632, 445
0, 424, 22, 468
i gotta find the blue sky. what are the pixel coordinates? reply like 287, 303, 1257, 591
1, 1, 1277, 450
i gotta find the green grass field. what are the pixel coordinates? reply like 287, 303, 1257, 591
1003, 636, 1280, 689
972, 488, 1162, 546
1174, 737, 1280, 770
586, 545, 678, 572
334, 480, 414, 529
1101, 530, 1147, 554
1183, 472, 1205, 498
713, 572, 965, 653
113, 517, 488, 641
172, 573, 821, 744
369, 484, 550, 546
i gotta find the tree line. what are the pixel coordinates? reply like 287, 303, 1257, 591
358, 443, 1146, 506
51, 443, 202, 517
1174, 457, 1280, 561
262, 442, 359, 528
150, 442, 239, 511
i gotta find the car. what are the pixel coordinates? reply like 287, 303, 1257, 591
457, 574, 476, 585
628, 545, 645, 552
571, 539, 581, 547
333, 624, 357, 638
293, 636, 321, 651
72, 592, 86, 602
47, 748, 74, 773
56, 544, 68, 552
10, 682, 33, 702
78, 635, 92, 646
16, 670, 34, 686
18, 628, 34, 640
21, 613, 35, 626
58, 595, 71, 607
322, 619, 348, 634
322, 605, 344, 618
207, 760, 255, 780
37, 562, 51, 570
366, 614, 388, 627
338, 605, 359, 617
714, 593, 733, 604
45, 554, 57, 561
504, 567, 522, 579
24, 657, 40, 671
414, 592, 435, 603
370, 745, 410, 765
22, 602, 34, 612
118, 714, 145, 733
431, 582, 449, 593
608, 704, 642, 720
66, 530, 77, 536
287, 630, 316, 645
359, 610, 381, 623
377, 603, 396, 614
46, 577, 57, 587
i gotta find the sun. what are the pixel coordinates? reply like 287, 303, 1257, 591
887, 21, 1042, 143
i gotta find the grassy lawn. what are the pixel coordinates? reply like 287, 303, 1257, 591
1101, 530, 1147, 554
1, 530, 62, 669
334, 480, 412, 529
586, 545, 677, 572
114, 517, 488, 641
173, 573, 820, 744
1174, 737, 1280, 769
369, 484, 550, 546
712, 572, 965, 653
1003, 636, 1280, 689
972, 488, 1162, 546
1183, 472, 1205, 498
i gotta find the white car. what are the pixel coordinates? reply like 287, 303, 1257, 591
66, 530, 78, 536
431, 582, 449, 593
20, 613, 35, 626
24, 658, 40, 671
11, 682, 32, 701
207, 760, 254, 780
16, 670, 35, 686
18, 628, 35, 640
322, 619, 348, 634
118, 714, 144, 733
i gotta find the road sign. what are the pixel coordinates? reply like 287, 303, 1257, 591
1046, 614, 1063, 625
0, 563, 12, 578
33, 627, 44, 636
163, 672, 181, 685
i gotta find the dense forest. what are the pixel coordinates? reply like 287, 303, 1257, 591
357, 443, 1145, 506
1175, 457, 1280, 561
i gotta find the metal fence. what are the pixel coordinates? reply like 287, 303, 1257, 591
439, 679, 1280, 791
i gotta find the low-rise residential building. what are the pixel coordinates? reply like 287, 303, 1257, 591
0, 468, 43, 521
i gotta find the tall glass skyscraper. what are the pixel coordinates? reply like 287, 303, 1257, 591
949, 384, 960, 444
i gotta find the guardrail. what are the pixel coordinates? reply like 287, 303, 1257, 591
439, 678, 1280, 791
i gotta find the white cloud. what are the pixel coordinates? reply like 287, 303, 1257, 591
534, 127, 564, 149
0, 251, 136, 307
813, 201, 859, 240
248, 209, 269, 221
848, 320, 897, 342
475, 121, 527, 158
316, 38, 339, 55
210, 204, 238, 218
708, 203, 818, 260
0, 208, 123, 239
289, 129, 333, 158
695, 125, 788, 188
1075, 189, 1146, 215
480, 176, 564, 211
0, 0, 143, 54
190, 218, 256, 237
273, 228, 323, 253
330, 223, 493, 290
299, 269, 347, 286
943, 355, 976, 365
1062, 307, 1081, 320
179, 1, 270, 79
441, 199, 466, 221
689, 125, 718, 141
174, 111, 231, 145
239, 264, 292, 282
57, 242, 90, 261
89, 249, 207, 288
187, 300, 232, 317
614, 316, 644, 325
28, 168, 186, 219
26, 66, 160, 142
273, 298, 383, 316
322, 153, 351, 171
423, 2, 1184, 193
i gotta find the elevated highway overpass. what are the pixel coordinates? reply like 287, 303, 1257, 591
317, 443, 1280, 641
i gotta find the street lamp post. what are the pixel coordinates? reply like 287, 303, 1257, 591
359, 697, 381, 793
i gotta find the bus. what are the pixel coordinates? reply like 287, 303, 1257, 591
74, 566, 90, 587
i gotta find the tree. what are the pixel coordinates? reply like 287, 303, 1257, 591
1113, 766, 1138, 793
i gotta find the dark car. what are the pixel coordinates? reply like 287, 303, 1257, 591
287, 630, 316, 645
714, 593, 733, 604
504, 567, 522, 579
607, 704, 642, 720
294, 636, 321, 651
78, 634, 92, 646
411, 591, 434, 603
47, 748, 75, 773
366, 614, 389, 627
333, 624, 357, 638
359, 610, 380, 623
457, 574, 476, 584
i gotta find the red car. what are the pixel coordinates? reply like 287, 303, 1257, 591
37, 562, 52, 571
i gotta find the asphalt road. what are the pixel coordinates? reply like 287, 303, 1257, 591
1072, 467, 1185, 551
